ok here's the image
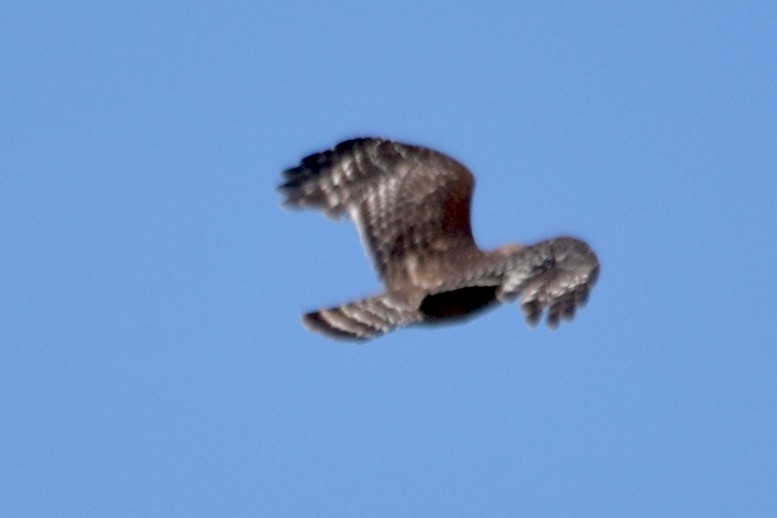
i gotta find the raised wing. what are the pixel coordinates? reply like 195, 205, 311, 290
279, 138, 478, 291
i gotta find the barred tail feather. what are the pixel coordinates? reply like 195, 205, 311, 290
302, 294, 420, 342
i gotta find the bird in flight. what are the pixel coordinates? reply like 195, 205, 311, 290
278, 138, 599, 341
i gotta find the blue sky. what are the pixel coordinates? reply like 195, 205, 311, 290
3, 2, 776, 516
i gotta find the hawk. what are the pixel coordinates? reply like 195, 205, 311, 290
279, 138, 599, 341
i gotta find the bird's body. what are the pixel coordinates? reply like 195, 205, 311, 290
279, 138, 599, 341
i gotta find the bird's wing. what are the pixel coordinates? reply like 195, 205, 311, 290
279, 138, 478, 292
497, 237, 600, 328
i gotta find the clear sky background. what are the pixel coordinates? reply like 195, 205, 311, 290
3, 2, 776, 516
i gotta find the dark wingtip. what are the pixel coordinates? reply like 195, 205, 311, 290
281, 165, 306, 183
299, 148, 335, 171
278, 138, 387, 200
279, 164, 318, 189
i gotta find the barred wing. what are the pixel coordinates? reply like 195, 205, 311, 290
498, 237, 600, 328
279, 138, 478, 291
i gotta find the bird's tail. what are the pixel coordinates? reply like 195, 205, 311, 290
302, 294, 421, 342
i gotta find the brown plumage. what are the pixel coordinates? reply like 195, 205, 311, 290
279, 138, 599, 341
